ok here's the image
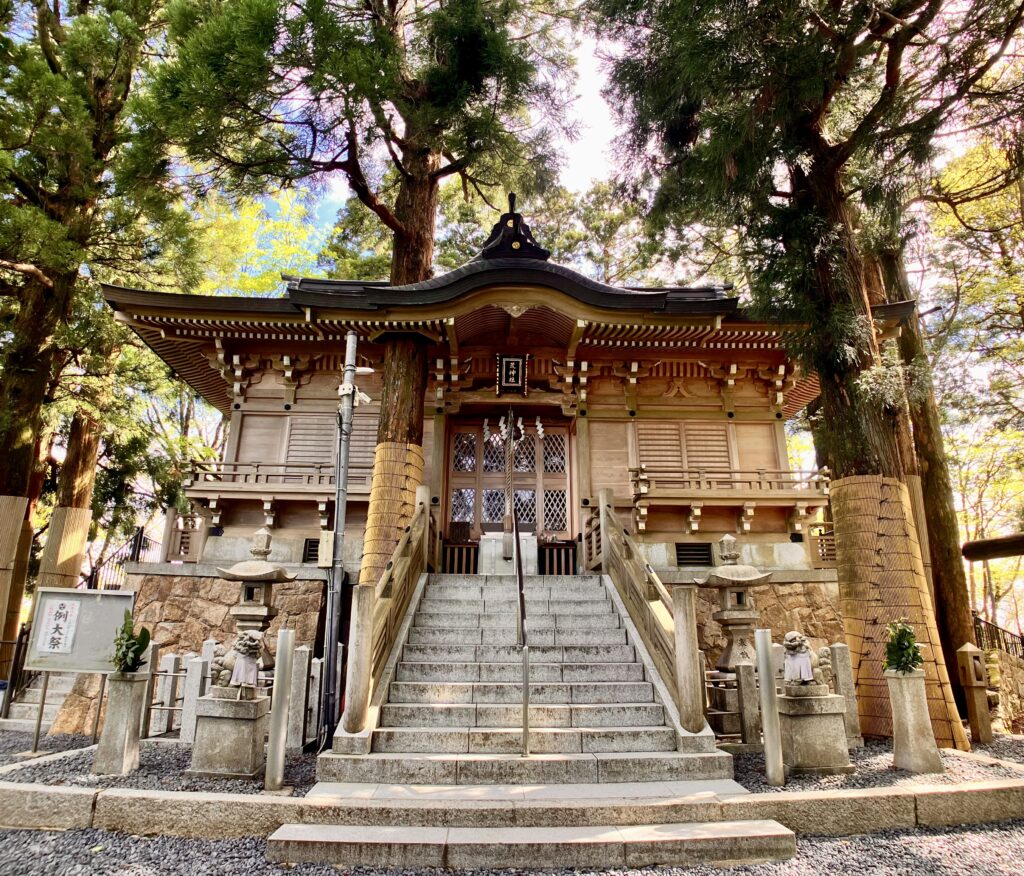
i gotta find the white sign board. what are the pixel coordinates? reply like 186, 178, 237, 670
26, 588, 136, 674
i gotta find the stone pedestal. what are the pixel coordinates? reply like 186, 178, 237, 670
778, 684, 854, 777
93, 673, 148, 775
189, 689, 270, 778
479, 533, 538, 575
885, 669, 945, 774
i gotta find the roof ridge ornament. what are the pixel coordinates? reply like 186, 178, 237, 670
476, 192, 551, 262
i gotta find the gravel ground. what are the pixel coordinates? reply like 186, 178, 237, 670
734, 737, 1024, 793
0, 731, 93, 768
973, 733, 1024, 766
0, 739, 317, 795
1, 821, 1023, 876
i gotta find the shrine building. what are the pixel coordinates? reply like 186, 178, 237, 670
102, 202, 912, 663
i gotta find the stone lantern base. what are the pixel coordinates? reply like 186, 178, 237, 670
778, 685, 854, 777
188, 688, 270, 779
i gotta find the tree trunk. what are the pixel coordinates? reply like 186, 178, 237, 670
357, 149, 437, 589
57, 411, 103, 508
793, 160, 967, 749
0, 272, 78, 496
880, 251, 975, 714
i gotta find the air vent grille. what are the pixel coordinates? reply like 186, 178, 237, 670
675, 542, 714, 566
302, 538, 320, 564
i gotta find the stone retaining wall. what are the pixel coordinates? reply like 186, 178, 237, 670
993, 650, 1024, 734
49, 572, 325, 735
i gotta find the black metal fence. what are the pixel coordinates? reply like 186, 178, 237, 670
85, 527, 161, 590
974, 612, 1024, 660
0, 622, 32, 718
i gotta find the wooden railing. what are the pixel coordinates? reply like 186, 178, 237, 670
809, 530, 837, 568
630, 466, 830, 500
184, 461, 373, 492
369, 495, 434, 683
597, 503, 677, 699
167, 514, 204, 562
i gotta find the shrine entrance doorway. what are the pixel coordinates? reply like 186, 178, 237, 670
444, 416, 572, 546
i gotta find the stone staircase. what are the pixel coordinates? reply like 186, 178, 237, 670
0, 672, 76, 733
269, 572, 794, 867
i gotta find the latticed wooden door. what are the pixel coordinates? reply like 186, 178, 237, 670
445, 422, 571, 540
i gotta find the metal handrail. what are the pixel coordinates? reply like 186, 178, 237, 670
512, 504, 529, 757
974, 612, 1024, 660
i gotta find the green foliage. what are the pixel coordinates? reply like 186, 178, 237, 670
111, 610, 152, 673
883, 619, 924, 674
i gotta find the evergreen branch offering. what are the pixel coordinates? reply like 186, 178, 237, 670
111, 610, 152, 673
884, 619, 924, 674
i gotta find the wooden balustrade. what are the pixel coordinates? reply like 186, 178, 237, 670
629, 466, 830, 500
592, 490, 705, 733
809, 531, 837, 568
184, 460, 373, 495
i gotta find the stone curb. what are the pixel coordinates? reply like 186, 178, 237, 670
2, 778, 1024, 838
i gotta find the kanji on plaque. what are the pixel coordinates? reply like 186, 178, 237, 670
36, 599, 80, 655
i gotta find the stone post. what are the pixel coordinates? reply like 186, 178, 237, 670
339, 583, 374, 734
180, 657, 208, 745
158, 508, 177, 564
266, 629, 296, 791
308, 657, 324, 740
770, 644, 785, 690
93, 672, 148, 775
885, 669, 945, 773
37, 507, 93, 588
957, 643, 992, 744
138, 642, 160, 737
153, 653, 182, 735
735, 661, 762, 746
287, 646, 311, 750
671, 584, 705, 733
830, 642, 864, 748
755, 629, 784, 787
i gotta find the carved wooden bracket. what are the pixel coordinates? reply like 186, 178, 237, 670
271, 353, 319, 406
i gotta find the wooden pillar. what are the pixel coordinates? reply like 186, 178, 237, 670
0, 497, 30, 651
671, 584, 705, 733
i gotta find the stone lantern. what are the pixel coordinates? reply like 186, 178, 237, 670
217, 527, 296, 635
696, 534, 772, 672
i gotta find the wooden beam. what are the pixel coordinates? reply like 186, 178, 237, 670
962, 533, 1024, 562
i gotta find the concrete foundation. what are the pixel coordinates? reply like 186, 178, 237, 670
92, 673, 148, 775
777, 684, 853, 777
189, 690, 270, 778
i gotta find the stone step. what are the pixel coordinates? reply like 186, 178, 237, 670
387, 681, 655, 705
428, 574, 602, 587
379, 700, 664, 728
396, 661, 645, 683
5, 702, 61, 721
406, 628, 629, 646
267, 819, 794, 869
425, 584, 608, 601
417, 598, 613, 615
318, 750, 734, 785
401, 643, 637, 664
414, 612, 620, 630
0, 717, 53, 734
372, 726, 678, 754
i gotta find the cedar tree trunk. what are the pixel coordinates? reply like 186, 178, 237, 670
793, 160, 967, 749
882, 250, 976, 711
357, 148, 436, 588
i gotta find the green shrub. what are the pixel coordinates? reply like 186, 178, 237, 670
884, 618, 923, 673
112, 610, 151, 673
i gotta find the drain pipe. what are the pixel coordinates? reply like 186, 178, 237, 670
322, 330, 359, 745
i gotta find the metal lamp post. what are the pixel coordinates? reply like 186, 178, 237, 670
321, 330, 372, 745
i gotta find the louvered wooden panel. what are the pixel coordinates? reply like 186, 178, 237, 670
636, 422, 684, 468
286, 416, 336, 465
349, 408, 380, 470
683, 423, 731, 469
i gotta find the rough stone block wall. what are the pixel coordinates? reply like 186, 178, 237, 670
49, 573, 324, 735
993, 650, 1024, 734
693, 579, 846, 665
